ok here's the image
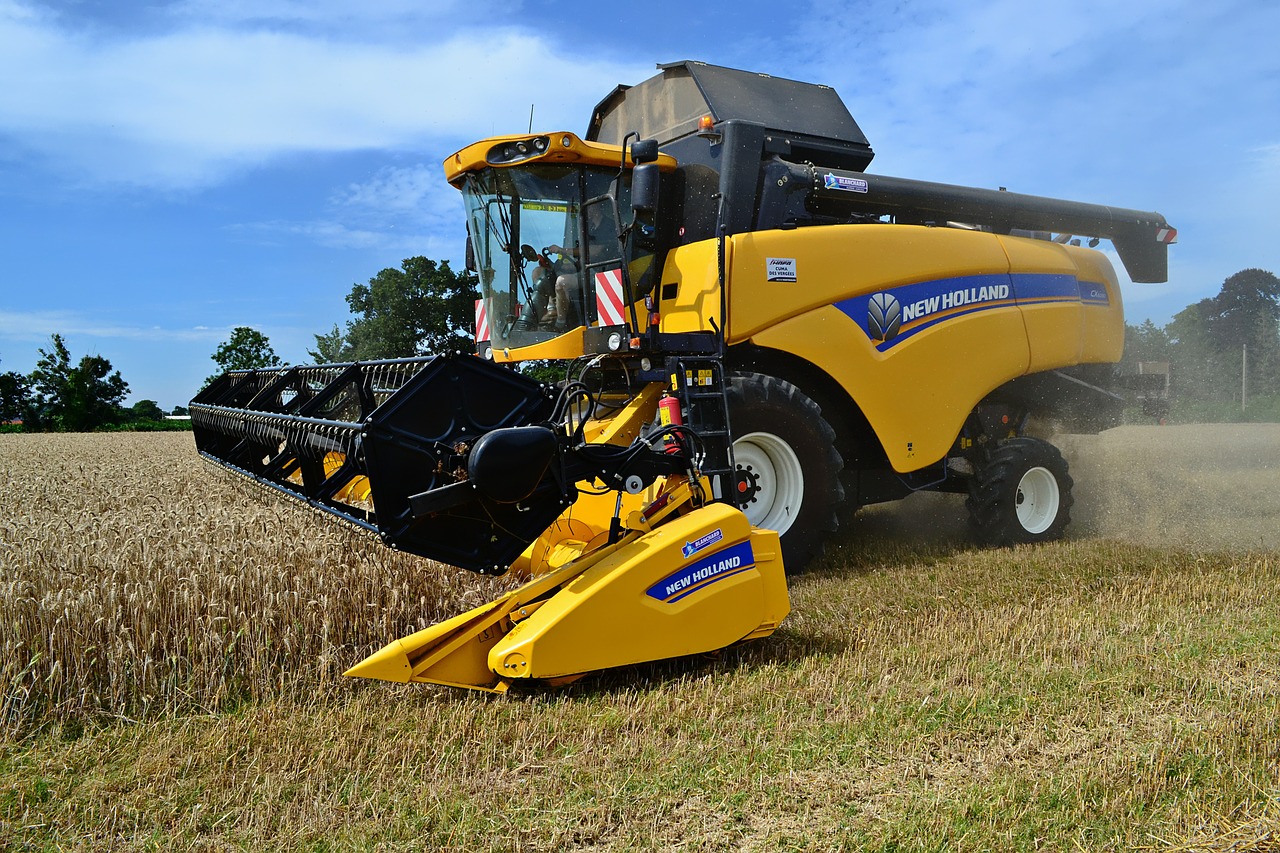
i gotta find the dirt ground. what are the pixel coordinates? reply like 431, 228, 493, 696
849, 423, 1280, 552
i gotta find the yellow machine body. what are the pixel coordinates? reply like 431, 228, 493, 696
191, 63, 1172, 695
493, 222, 1122, 474
345, 492, 789, 693
721, 225, 1123, 472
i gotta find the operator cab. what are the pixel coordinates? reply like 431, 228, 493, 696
460, 149, 661, 359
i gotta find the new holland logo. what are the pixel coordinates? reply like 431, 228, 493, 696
867, 292, 902, 342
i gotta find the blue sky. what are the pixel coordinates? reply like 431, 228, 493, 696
1, 0, 1277, 410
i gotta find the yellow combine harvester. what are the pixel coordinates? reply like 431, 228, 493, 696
191, 61, 1175, 693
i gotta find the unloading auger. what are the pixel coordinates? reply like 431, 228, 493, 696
190, 353, 790, 692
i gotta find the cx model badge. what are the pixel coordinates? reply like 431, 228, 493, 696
867, 291, 902, 343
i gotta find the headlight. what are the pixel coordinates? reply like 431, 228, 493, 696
486, 136, 552, 166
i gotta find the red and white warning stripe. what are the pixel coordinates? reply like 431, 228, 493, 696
1156, 227, 1178, 244
595, 268, 626, 327
474, 298, 489, 342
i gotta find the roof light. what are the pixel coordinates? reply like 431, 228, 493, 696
485, 135, 552, 166
697, 114, 720, 143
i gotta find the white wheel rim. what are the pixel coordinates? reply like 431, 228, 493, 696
733, 431, 805, 534
1016, 466, 1060, 535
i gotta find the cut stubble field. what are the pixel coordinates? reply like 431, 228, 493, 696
1, 426, 1278, 851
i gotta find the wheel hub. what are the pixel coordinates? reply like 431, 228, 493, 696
1015, 466, 1060, 535
732, 431, 805, 535
734, 465, 762, 505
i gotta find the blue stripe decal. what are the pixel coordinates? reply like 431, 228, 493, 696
835, 271, 1103, 351
1078, 280, 1111, 306
647, 540, 755, 604
1011, 272, 1079, 301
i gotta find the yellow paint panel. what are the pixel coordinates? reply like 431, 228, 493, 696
719, 225, 1126, 472
490, 503, 788, 680
655, 241, 723, 334
727, 225, 1016, 342
998, 235, 1085, 371
1067, 245, 1125, 363
727, 225, 1029, 472
752, 305, 1029, 472
491, 327, 586, 362
444, 131, 677, 184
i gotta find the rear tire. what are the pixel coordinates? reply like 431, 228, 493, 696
966, 437, 1073, 546
727, 374, 844, 571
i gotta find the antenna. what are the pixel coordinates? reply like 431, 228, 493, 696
528, 104, 535, 134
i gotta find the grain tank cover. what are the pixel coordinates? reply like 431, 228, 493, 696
588, 60, 875, 172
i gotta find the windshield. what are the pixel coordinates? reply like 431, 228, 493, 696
462, 164, 647, 349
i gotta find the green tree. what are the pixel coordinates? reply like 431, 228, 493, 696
1203, 268, 1280, 397
307, 324, 354, 364
206, 327, 282, 387
29, 334, 130, 431
212, 327, 282, 372
129, 399, 166, 422
1166, 268, 1280, 402
0, 359, 34, 424
1203, 268, 1280, 345
1121, 319, 1172, 371
342, 257, 478, 360
1167, 299, 1227, 402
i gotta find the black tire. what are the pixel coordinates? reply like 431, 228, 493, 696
966, 437, 1073, 546
727, 373, 845, 571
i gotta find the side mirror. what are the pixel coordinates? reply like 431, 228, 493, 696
630, 138, 659, 164
465, 232, 476, 272
632, 163, 659, 215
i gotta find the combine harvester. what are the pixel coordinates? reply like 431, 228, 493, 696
191, 62, 1175, 693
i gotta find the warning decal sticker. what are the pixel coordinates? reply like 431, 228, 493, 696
766, 257, 797, 282
823, 173, 868, 193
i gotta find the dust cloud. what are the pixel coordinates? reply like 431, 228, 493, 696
845, 424, 1280, 552
1057, 424, 1280, 551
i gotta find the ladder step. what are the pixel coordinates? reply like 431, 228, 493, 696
664, 356, 739, 510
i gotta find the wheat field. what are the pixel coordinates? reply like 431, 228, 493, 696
2, 427, 1279, 850
0, 432, 517, 733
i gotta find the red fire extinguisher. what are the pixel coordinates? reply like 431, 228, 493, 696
657, 393, 683, 454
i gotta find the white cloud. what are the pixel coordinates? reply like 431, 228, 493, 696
339, 165, 447, 216
796, 0, 1276, 191
0, 308, 226, 344
223, 162, 467, 256
0, 1, 649, 189
335, 163, 465, 239
163, 0, 520, 35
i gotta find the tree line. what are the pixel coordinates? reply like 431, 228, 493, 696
0, 257, 476, 432
4, 259, 1274, 431
0, 335, 165, 431
201, 256, 477, 370
1120, 267, 1280, 417
304, 256, 477, 362
250, 258, 1280, 420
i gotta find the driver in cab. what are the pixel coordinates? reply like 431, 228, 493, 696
540, 202, 619, 330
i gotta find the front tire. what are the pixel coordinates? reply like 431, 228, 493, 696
966, 437, 1073, 546
727, 374, 844, 571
